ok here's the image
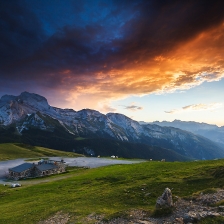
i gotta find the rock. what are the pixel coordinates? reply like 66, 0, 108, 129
183, 213, 198, 223
138, 221, 152, 224
174, 217, 184, 223
183, 210, 220, 223
156, 188, 173, 208
206, 212, 220, 217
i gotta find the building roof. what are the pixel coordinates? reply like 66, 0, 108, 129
36, 163, 57, 171
9, 163, 34, 173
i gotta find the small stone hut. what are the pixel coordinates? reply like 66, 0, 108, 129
8, 163, 35, 180
8, 159, 66, 180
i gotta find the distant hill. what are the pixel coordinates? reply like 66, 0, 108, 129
147, 120, 224, 148
0, 143, 81, 161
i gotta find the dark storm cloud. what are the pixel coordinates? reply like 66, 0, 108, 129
0, 0, 224, 91
0, 1, 45, 67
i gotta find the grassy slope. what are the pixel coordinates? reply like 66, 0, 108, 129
1, 159, 224, 223
0, 143, 82, 161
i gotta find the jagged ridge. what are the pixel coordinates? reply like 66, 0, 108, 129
1, 92, 224, 160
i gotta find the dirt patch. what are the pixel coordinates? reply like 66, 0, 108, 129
38, 211, 70, 224
81, 213, 105, 223
97, 209, 150, 224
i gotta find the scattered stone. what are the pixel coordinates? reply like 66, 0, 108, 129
183, 210, 220, 223
156, 188, 173, 208
183, 212, 198, 223
84, 213, 104, 222
41, 189, 224, 224
38, 211, 70, 224
195, 189, 224, 205
174, 217, 184, 224
138, 220, 153, 224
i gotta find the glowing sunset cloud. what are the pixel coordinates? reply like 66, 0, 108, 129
65, 23, 224, 111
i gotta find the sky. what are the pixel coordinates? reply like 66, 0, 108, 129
0, 0, 224, 126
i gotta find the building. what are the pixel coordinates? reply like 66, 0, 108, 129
8, 159, 66, 180
8, 163, 35, 180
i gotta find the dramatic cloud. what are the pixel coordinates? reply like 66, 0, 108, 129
100, 104, 117, 113
165, 109, 179, 114
0, 0, 224, 110
165, 103, 223, 114
120, 104, 143, 111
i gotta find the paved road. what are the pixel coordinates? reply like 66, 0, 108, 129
53, 157, 142, 168
0, 157, 143, 184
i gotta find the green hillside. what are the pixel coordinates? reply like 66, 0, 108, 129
0, 143, 82, 161
1, 159, 224, 223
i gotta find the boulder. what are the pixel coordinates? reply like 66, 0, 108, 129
156, 188, 173, 208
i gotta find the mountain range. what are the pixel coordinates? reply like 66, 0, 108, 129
141, 120, 224, 148
0, 91, 224, 161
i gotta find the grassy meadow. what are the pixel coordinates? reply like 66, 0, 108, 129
0, 143, 82, 160
1, 158, 224, 223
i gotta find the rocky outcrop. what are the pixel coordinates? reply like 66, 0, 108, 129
38, 189, 224, 224
149, 189, 224, 223
98, 189, 224, 224
156, 188, 173, 208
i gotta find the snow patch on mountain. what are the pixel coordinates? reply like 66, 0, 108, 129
16, 113, 50, 133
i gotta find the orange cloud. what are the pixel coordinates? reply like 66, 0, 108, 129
56, 22, 224, 111
120, 104, 143, 111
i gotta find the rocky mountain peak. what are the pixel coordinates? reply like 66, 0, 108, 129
0, 95, 16, 107
107, 113, 140, 127
0, 92, 51, 125
0, 92, 50, 109
78, 109, 104, 118
17, 92, 50, 110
